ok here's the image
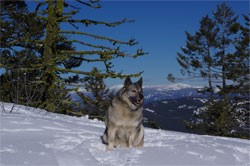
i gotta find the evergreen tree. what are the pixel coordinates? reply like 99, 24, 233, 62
1, 0, 146, 114
77, 68, 111, 120
0, 1, 45, 107
176, 15, 218, 101
169, 3, 249, 138
34, 0, 145, 113
228, 14, 250, 138
229, 14, 250, 95
213, 3, 240, 99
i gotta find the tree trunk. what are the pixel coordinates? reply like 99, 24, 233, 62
41, 0, 64, 111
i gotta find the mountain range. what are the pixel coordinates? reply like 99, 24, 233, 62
139, 83, 208, 132
71, 83, 209, 133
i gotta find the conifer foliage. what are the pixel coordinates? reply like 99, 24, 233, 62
169, 3, 249, 138
0, 0, 146, 114
0, 1, 45, 107
77, 68, 111, 120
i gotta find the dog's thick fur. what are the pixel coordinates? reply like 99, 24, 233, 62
102, 77, 144, 150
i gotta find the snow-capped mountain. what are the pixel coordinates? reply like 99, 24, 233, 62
142, 83, 206, 104
109, 83, 207, 104
144, 83, 194, 90
70, 83, 206, 104
1, 103, 249, 166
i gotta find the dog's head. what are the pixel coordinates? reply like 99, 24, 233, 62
120, 77, 144, 110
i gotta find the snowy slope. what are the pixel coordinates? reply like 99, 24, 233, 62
1, 103, 249, 166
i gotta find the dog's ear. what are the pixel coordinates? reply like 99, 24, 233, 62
137, 77, 143, 88
124, 77, 132, 87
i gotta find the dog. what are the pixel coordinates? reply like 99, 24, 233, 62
102, 77, 144, 150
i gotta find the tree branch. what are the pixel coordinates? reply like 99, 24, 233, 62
60, 30, 137, 46
64, 18, 134, 27
75, 0, 101, 9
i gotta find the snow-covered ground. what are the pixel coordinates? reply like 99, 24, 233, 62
1, 103, 249, 166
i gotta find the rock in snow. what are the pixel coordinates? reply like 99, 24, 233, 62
0, 102, 249, 166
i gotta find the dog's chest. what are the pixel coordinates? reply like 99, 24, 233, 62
111, 106, 142, 127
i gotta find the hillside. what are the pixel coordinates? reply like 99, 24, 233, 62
143, 97, 206, 132
1, 102, 249, 166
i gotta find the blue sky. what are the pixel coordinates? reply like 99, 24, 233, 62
84, 0, 249, 86
27, 0, 249, 86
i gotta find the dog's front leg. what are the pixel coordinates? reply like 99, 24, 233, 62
107, 126, 116, 150
128, 126, 144, 148
128, 128, 135, 148
128, 137, 133, 148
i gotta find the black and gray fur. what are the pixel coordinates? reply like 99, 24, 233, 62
102, 77, 144, 150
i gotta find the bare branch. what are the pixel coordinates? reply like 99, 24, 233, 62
76, 0, 101, 8
60, 30, 137, 46
64, 39, 114, 50
64, 18, 134, 27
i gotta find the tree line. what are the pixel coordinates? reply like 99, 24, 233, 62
168, 3, 249, 138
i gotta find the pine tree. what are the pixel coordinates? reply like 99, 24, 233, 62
170, 3, 249, 138
77, 68, 111, 120
229, 14, 250, 95
228, 14, 250, 138
0, 0, 45, 107
32, 0, 146, 113
1, 0, 146, 114
176, 15, 218, 101
213, 2, 240, 100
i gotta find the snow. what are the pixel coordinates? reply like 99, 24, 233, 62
162, 101, 168, 104
178, 104, 187, 109
145, 108, 155, 113
143, 83, 193, 91
110, 83, 194, 93
110, 84, 123, 93
1, 102, 250, 166
194, 98, 208, 104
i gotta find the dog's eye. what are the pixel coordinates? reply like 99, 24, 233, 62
132, 90, 136, 93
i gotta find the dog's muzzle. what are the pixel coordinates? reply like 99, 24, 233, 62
130, 93, 144, 107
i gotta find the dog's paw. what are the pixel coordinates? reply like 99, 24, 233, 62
106, 146, 113, 151
106, 144, 114, 151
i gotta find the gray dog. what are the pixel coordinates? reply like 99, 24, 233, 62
102, 77, 144, 150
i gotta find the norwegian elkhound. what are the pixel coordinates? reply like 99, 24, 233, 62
102, 77, 144, 150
